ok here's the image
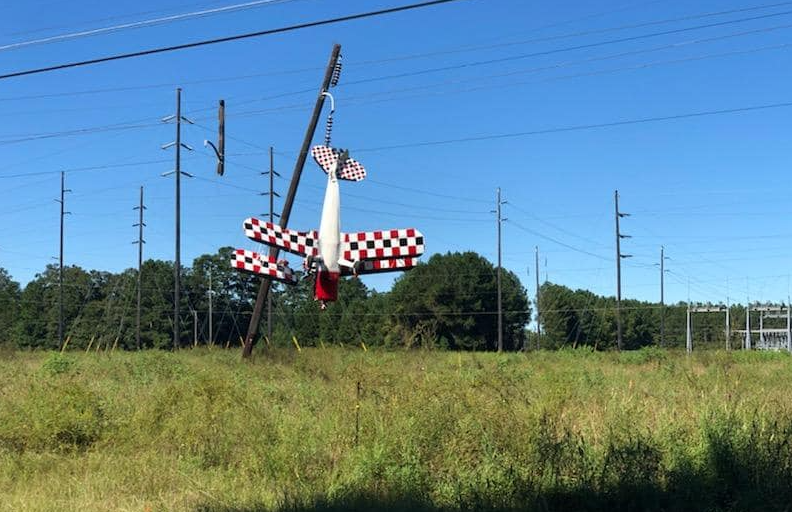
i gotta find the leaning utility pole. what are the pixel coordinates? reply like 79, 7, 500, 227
493, 187, 506, 352
162, 88, 194, 350
56, 171, 71, 350
133, 186, 146, 350
614, 190, 631, 351
242, 44, 342, 358
535, 245, 541, 350
261, 146, 280, 345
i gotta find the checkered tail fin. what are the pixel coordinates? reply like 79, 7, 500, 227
311, 145, 367, 182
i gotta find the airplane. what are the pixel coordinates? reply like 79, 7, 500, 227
231, 145, 425, 307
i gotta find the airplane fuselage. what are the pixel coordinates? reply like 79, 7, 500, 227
318, 164, 341, 273
314, 158, 342, 303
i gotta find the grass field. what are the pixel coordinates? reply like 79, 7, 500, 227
2, 347, 792, 511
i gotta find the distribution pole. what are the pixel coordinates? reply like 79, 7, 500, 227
787, 298, 791, 353
243, 43, 342, 358
745, 302, 751, 350
686, 301, 692, 353
208, 271, 213, 345
192, 309, 198, 347
174, 88, 182, 351
535, 245, 540, 349
162, 87, 194, 350
133, 186, 146, 350
494, 187, 506, 352
56, 171, 71, 350
614, 190, 631, 351
262, 145, 281, 346
660, 246, 665, 347
725, 295, 731, 350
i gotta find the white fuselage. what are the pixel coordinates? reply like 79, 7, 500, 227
317, 161, 341, 273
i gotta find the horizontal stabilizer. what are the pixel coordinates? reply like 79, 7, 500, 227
342, 257, 418, 276
311, 145, 366, 182
231, 249, 298, 285
342, 228, 424, 261
243, 217, 319, 258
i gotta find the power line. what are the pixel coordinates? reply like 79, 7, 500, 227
0, 0, 300, 53
0, 1, 768, 102
0, 0, 231, 38
0, 0, 469, 80
351, 100, 792, 152
344, 1, 792, 69
337, 8, 792, 87
507, 219, 611, 262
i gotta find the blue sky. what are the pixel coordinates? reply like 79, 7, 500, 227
1, 0, 792, 307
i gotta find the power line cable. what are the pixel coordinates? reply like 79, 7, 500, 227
337, 8, 792, 87
345, 0, 792, 69
0, 0, 301, 53
508, 219, 611, 262
351, 100, 792, 153
0, 0, 469, 81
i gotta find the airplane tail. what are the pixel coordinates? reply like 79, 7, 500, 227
311, 145, 366, 182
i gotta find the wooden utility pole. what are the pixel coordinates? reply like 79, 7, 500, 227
242, 44, 342, 358
133, 186, 146, 350
659, 245, 665, 347
208, 271, 213, 345
192, 309, 198, 347
535, 245, 540, 349
56, 171, 71, 350
162, 88, 193, 350
614, 190, 630, 351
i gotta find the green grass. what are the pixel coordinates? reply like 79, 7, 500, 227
2, 347, 792, 511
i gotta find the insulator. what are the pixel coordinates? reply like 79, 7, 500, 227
330, 55, 343, 87
324, 110, 334, 147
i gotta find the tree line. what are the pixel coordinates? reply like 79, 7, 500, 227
0, 250, 530, 351
538, 282, 762, 350
0, 249, 771, 351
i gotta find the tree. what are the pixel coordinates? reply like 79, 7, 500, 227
388, 252, 530, 350
0, 268, 20, 345
14, 265, 96, 349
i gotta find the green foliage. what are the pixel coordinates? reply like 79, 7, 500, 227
388, 252, 531, 350
0, 268, 20, 346
40, 352, 75, 376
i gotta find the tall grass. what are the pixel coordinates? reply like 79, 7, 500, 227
1, 347, 792, 511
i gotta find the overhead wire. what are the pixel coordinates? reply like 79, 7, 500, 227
343, 0, 792, 68
0, 0, 302, 53
0, 0, 470, 80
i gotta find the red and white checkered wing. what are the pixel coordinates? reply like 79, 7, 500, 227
311, 145, 366, 182
231, 249, 298, 285
341, 228, 424, 262
243, 217, 319, 258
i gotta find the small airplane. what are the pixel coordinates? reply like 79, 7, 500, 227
232, 145, 425, 307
